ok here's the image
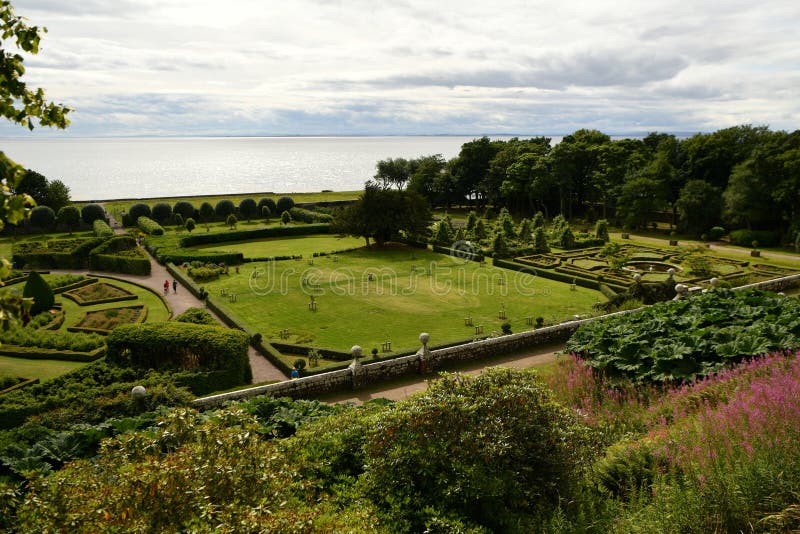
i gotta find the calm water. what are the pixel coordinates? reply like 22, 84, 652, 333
0, 136, 526, 201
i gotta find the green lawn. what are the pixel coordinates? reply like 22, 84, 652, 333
188, 234, 365, 259
0, 355, 88, 381
200, 246, 603, 353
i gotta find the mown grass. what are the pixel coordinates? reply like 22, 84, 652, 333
187, 234, 365, 259
200, 245, 603, 352
0, 355, 88, 381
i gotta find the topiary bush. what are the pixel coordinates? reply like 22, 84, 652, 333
707, 226, 725, 241
276, 196, 295, 214
80, 203, 105, 225
136, 216, 164, 235
128, 203, 151, 223
281, 210, 292, 225
173, 201, 195, 221
215, 199, 235, 218
199, 202, 214, 221
174, 307, 217, 325
226, 213, 237, 229
29, 206, 55, 229
184, 217, 196, 233
23, 271, 55, 316
151, 202, 172, 223
238, 198, 258, 221
258, 197, 277, 216
57, 205, 81, 234
92, 219, 115, 238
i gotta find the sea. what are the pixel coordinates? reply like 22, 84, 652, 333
0, 135, 532, 202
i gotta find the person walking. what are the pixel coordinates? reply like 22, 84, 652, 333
163, 280, 169, 295
172, 280, 178, 294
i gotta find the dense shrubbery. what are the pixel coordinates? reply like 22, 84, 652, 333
174, 307, 216, 325
106, 322, 252, 393
215, 199, 235, 217
136, 215, 164, 235
729, 228, 780, 247
80, 203, 105, 225
0, 321, 103, 352
13, 237, 105, 270
92, 218, 114, 238
568, 288, 800, 382
289, 206, 333, 223
186, 262, 225, 282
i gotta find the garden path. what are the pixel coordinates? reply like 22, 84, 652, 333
59, 212, 287, 383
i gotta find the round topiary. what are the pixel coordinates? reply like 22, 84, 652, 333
185, 217, 196, 232
199, 202, 215, 221
128, 203, 151, 223
258, 198, 277, 216
151, 202, 172, 223
238, 198, 258, 221
29, 206, 56, 229
293, 358, 306, 371
215, 199, 235, 217
276, 196, 295, 214
173, 201, 195, 220
81, 203, 105, 225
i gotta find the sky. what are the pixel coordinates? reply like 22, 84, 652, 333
2, 0, 799, 137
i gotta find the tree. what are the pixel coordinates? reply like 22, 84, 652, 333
258, 198, 277, 216
238, 198, 257, 221
676, 180, 722, 236
23, 271, 54, 316
407, 154, 446, 204
491, 231, 509, 257
128, 203, 151, 223
276, 196, 295, 214
594, 219, 610, 242
373, 157, 411, 189
215, 199, 235, 218
432, 219, 453, 245
81, 203, 105, 225
280, 210, 291, 225
173, 213, 183, 227
44, 179, 70, 212
533, 227, 549, 253
199, 202, 214, 221
57, 205, 80, 234
226, 213, 237, 229
617, 176, 668, 229
173, 201, 195, 221
15, 169, 48, 205
151, 202, 172, 223
184, 217, 196, 232
261, 206, 270, 222
334, 184, 431, 247
29, 205, 54, 229
449, 137, 504, 206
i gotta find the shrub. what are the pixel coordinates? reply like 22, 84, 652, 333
558, 226, 576, 249
281, 210, 292, 225
289, 206, 333, 223
293, 359, 306, 371
151, 202, 172, 223
708, 226, 725, 241
258, 197, 277, 216
595, 219, 610, 242
92, 219, 114, 238
80, 203, 105, 225
174, 213, 183, 226
729, 229, 780, 247
238, 198, 258, 221
106, 322, 252, 392
29, 206, 55, 229
173, 201, 195, 221
89, 237, 151, 275
491, 232, 509, 257
533, 227, 549, 253
57, 205, 81, 233
276, 196, 295, 213
215, 199, 235, 218
136, 216, 164, 235
226, 213, 237, 229
186, 263, 225, 282
184, 217, 196, 233
23, 271, 55, 315
532, 211, 545, 228
199, 202, 214, 221
174, 307, 216, 325
501, 322, 512, 334
261, 206, 270, 221
128, 203, 151, 223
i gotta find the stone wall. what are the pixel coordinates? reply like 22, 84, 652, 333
193, 273, 800, 409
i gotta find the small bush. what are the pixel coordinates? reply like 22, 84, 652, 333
184, 218, 196, 232
258, 197, 277, 216
708, 226, 725, 241
136, 216, 164, 236
226, 214, 237, 229
281, 211, 292, 225
23, 271, 55, 315
174, 307, 217, 325
729, 229, 779, 247
501, 322, 512, 335
293, 359, 306, 371
92, 219, 115, 238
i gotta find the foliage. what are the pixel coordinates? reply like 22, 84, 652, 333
14, 169, 47, 205
276, 196, 295, 213
89, 237, 150, 275
432, 219, 453, 245
184, 217, 195, 232
557, 226, 575, 249
361, 369, 596, 531
127, 202, 151, 223
289, 206, 333, 223
257, 197, 277, 216
680, 246, 717, 277
707, 226, 725, 241
106, 322, 251, 392
186, 262, 224, 282
594, 219, 609, 241
728, 228, 780, 247
136, 215, 164, 235
172, 200, 195, 220
56, 205, 80, 233
174, 307, 216, 325
238, 198, 257, 221
28, 205, 54, 229
151, 202, 172, 223
676, 179, 722, 236
280, 210, 291, 225
22, 271, 53, 315
226, 213, 237, 229
44, 179, 71, 213
80, 203, 104, 225
567, 288, 800, 382
491, 231, 509, 258
214, 199, 235, 218
91, 218, 114, 238
199, 201, 214, 221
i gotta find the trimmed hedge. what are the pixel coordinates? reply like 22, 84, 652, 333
0, 345, 105, 362
106, 322, 252, 394
12, 237, 106, 269
137, 215, 164, 235
166, 262, 206, 300
270, 342, 351, 361
68, 305, 148, 335
92, 219, 115, 238
88, 236, 151, 275
179, 223, 330, 247
493, 257, 608, 291
288, 206, 334, 223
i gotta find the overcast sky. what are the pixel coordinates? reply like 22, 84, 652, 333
3, 0, 799, 137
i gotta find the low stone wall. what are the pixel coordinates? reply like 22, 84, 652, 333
193, 273, 800, 408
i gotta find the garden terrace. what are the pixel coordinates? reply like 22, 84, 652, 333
63, 281, 137, 306
69, 305, 147, 334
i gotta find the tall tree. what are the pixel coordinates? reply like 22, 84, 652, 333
549, 129, 610, 217
675, 180, 722, 236
448, 136, 504, 207
373, 157, 411, 190
45, 179, 70, 212
14, 169, 48, 205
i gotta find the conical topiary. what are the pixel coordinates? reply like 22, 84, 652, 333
23, 271, 54, 316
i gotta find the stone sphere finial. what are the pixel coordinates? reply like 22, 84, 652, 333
675, 283, 687, 294
131, 385, 146, 398
350, 345, 362, 358
709, 277, 718, 287
419, 332, 430, 345
633, 273, 642, 282
667, 268, 676, 276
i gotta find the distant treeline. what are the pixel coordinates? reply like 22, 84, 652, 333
373, 125, 800, 242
